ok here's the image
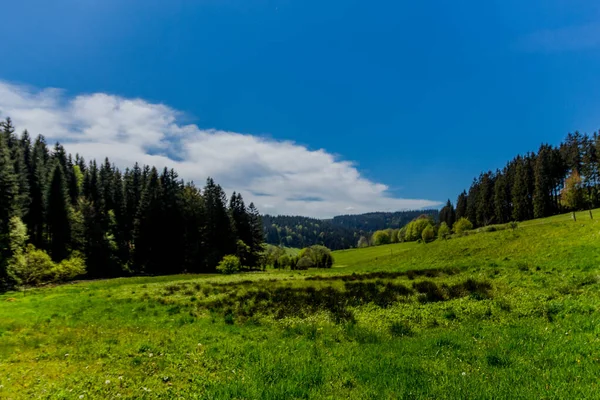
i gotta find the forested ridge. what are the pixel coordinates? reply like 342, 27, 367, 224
0, 118, 264, 288
263, 210, 438, 250
440, 131, 600, 228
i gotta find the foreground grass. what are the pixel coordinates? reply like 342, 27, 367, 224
1, 211, 599, 398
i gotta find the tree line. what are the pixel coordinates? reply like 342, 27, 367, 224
263, 210, 438, 250
439, 131, 599, 229
0, 118, 264, 288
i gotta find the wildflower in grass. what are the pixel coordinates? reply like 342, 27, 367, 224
118, 376, 123, 380
105, 380, 111, 384
462, 372, 466, 376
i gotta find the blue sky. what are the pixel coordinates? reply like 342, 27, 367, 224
1, 0, 600, 217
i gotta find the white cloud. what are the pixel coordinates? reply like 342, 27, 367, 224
0, 81, 440, 218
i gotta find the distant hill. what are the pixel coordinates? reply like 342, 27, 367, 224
262, 210, 438, 250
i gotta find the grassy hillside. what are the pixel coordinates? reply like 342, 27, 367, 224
1, 210, 599, 399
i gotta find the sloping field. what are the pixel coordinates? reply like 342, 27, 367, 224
0, 210, 599, 399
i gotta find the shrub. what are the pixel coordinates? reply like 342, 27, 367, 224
8, 245, 87, 286
8, 244, 56, 286
278, 255, 291, 269
53, 253, 86, 281
397, 227, 407, 242
421, 224, 435, 243
298, 245, 334, 268
453, 217, 473, 235
216, 255, 242, 274
404, 218, 433, 241
372, 230, 391, 246
438, 222, 451, 239
296, 256, 314, 270
357, 236, 370, 248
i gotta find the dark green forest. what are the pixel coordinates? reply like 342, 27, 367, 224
440, 131, 600, 229
263, 210, 438, 250
0, 118, 264, 288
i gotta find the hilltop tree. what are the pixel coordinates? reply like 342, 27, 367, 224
439, 199, 456, 228
533, 144, 554, 218
455, 191, 468, 220
493, 172, 510, 224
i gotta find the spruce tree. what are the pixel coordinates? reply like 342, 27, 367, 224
46, 163, 71, 261
248, 202, 265, 266
133, 167, 164, 274
181, 183, 205, 272
203, 178, 235, 269
476, 172, 495, 226
455, 191, 468, 220
533, 145, 553, 218
27, 136, 49, 247
493, 172, 510, 223
439, 199, 456, 228
512, 157, 529, 221
0, 131, 18, 251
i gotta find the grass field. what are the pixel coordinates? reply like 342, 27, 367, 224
1, 210, 599, 399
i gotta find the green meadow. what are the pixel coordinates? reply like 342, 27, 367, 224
1, 210, 599, 399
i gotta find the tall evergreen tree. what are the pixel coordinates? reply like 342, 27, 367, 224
533, 144, 554, 218
46, 163, 71, 261
476, 171, 495, 226
466, 179, 479, 225
455, 191, 468, 220
27, 136, 49, 247
512, 157, 529, 221
439, 199, 456, 228
181, 183, 205, 272
202, 178, 235, 269
133, 167, 164, 274
0, 132, 18, 240
493, 171, 510, 223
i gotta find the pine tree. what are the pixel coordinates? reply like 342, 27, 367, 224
46, 163, 71, 261
476, 172, 495, 226
533, 144, 554, 218
455, 191, 468, 220
439, 199, 456, 228
133, 167, 164, 274
493, 171, 510, 223
581, 134, 599, 208
27, 136, 49, 247
0, 131, 18, 280
181, 183, 205, 272
203, 178, 235, 269
247, 202, 264, 266
512, 157, 529, 221
466, 179, 479, 226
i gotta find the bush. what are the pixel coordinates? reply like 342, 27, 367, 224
296, 256, 314, 270
216, 255, 242, 274
8, 245, 87, 286
278, 255, 291, 269
372, 230, 391, 246
453, 217, 473, 235
53, 253, 86, 281
438, 222, 451, 239
404, 217, 433, 242
8, 244, 57, 286
397, 227, 407, 243
421, 224, 435, 243
298, 245, 334, 268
